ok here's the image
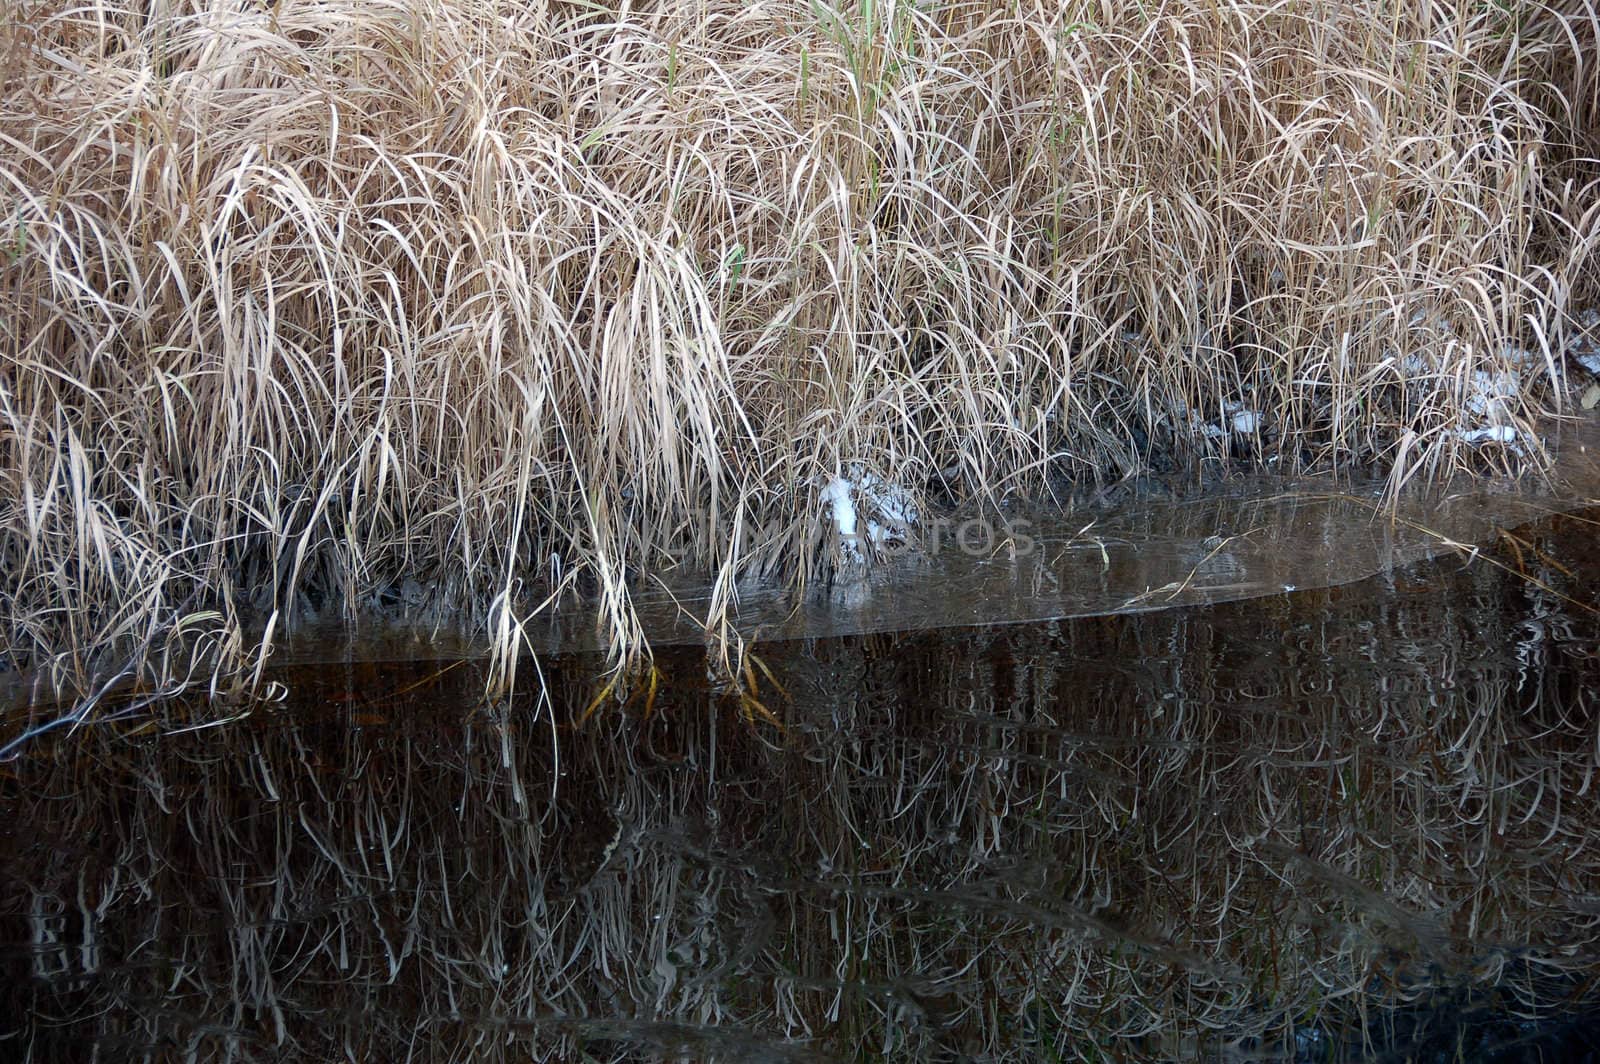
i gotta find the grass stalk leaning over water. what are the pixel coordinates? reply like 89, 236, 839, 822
0, 0, 1597, 703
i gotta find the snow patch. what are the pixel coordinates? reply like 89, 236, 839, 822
1456, 425, 1520, 445
1568, 309, 1600, 377
821, 466, 919, 563
1462, 369, 1519, 423
1191, 400, 1261, 441
819, 477, 860, 559
1450, 369, 1527, 451
1500, 344, 1541, 372
1395, 313, 1540, 452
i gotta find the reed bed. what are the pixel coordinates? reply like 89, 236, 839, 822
1, 0, 1597, 700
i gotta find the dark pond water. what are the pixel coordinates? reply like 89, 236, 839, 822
6, 507, 1600, 1060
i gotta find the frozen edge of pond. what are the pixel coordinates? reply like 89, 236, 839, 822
230, 415, 1600, 670
4, 416, 1598, 710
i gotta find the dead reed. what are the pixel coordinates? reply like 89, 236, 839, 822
1, 0, 1597, 701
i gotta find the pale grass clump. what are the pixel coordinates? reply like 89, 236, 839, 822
0, 0, 1596, 702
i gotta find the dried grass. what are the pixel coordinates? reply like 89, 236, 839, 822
1, 0, 1597, 700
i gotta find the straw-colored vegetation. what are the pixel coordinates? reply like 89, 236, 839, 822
1, 0, 1597, 699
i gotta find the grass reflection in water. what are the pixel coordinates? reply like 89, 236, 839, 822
4, 512, 1600, 1062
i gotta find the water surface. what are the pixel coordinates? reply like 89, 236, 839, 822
4, 504, 1600, 1061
